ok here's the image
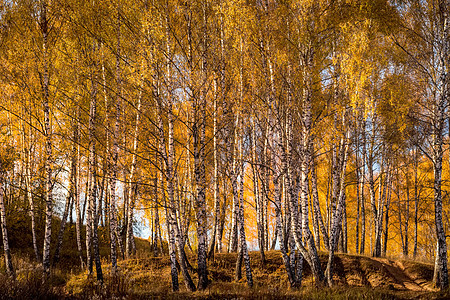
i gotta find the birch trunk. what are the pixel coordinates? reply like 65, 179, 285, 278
311, 156, 329, 250
274, 172, 296, 287
433, 241, 440, 287
52, 168, 72, 266
217, 178, 227, 253
403, 173, 409, 257
53, 111, 79, 266
360, 119, 367, 255
432, 92, 448, 289
0, 162, 14, 278
433, 1, 448, 285
208, 92, 219, 260
168, 103, 196, 291
194, 5, 209, 290
292, 48, 325, 285
383, 167, 392, 257
75, 112, 84, 268
432, 5, 450, 282
230, 114, 239, 253
263, 124, 270, 252
286, 117, 304, 288
23, 122, 40, 262
368, 120, 381, 258
155, 82, 179, 290
355, 117, 361, 254
194, 100, 209, 290
40, 1, 53, 278
97, 169, 106, 229
342, 204, 347, 253
325, 122, 350, 286
237, 146, 253, 287
413, 147, 419, 258
125, 87, 142, 259
86, 49, 103, 282
160, 156, 179, 291
92, 152, 103, 283
153, 177, 163, 256
269, 98, 295, 287
109, 119, 119, 276
373, 157, 388, 258
252, 117, 265, 263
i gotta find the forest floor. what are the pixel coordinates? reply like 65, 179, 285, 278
1, 237, 448, 299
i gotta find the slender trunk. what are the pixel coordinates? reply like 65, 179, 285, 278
53, 113, 79, 266
92, 153, 103, 283
235, 243, 243, 281
208, 91, 219, 260
101, 43, 110, 231
342, 203, 347, 253
432, 100, 448, 289
109, 134, 119, 277
285, 117, 303, 288
194, 100, 209, 290
155, 61, 178, 289
24, 124, 40, 262
97, 169, 106, 229
270, 92, 295, 286
274, 173, 296, 287
355, 118, 361, 254
403, 172, 409, 257
360, 119, 366, 255
40, 1, 53, 278
167, 101, 196, 291
153, 177, 163, 256
125, 88, 142, 259
413, 147, 419, 258
86, 49, 103, 282
52, 171, 72, 266
81, 176, 88, 225
237, 154, 253, 287
230, 140, 239, 253
194, 5, 209, 290
184, 131, 194, 258
368, 121, 381, 258
311, 156, 329, 250
433, 241, 440, 287
434, 0, 449, 287
399, 176, 404, 253
0, 163, 14, 278
218, 178, 227, 253
288, 48, 325, 285
252, 117, 265, 263
374, 157, 388, 258
383, 168, 392, 257
235, 48, 252, 284
230, 114, 239, 253
161, 156, 179, 291
75, 115, 84, 268
325, 121, 350, 286
325, 161, 333, 232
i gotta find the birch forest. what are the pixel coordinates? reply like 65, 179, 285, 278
0, 0, 449, 298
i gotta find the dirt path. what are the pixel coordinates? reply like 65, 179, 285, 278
372, 258, 429, 291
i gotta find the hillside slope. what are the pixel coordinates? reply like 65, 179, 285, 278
64, 250, 445, 299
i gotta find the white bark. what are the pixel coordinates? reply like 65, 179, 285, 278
40, 1, 53, 278
0, 162, 14, 278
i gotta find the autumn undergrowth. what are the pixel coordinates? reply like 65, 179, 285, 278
0, 255, 67, 300
61, 250, 445, 299
0, 243, 447, 299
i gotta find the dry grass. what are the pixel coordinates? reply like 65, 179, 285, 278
1, 239, 448, 299
61, 249, 448, 299
0, 255, 71, 299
